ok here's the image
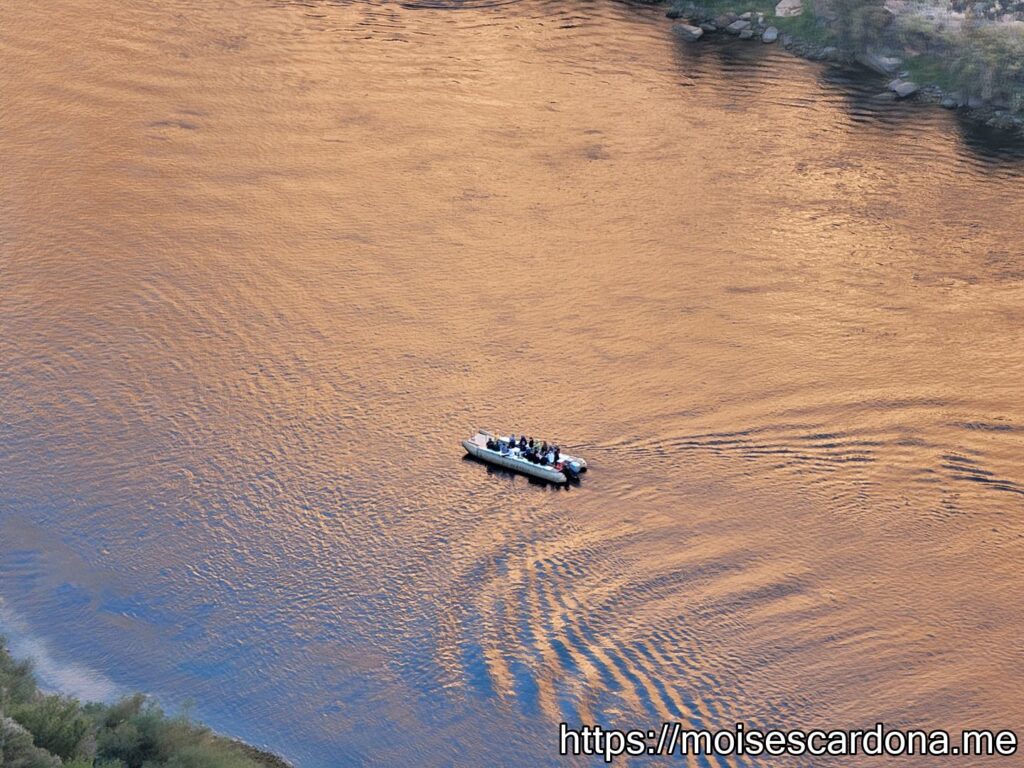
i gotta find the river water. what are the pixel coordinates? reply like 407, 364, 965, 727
2, 0, 1023, 765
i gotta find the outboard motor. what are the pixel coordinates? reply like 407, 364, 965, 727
562, 460, 583, 479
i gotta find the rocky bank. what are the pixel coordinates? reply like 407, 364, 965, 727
663, 0, 1024, 137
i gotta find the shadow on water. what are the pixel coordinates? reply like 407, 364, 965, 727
669, 33, 1024, 166
950, 113, 1024, 163
460, 454, 578, 490
822, 61, 1024, 164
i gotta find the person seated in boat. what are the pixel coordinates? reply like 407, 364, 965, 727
486, 437, 497, 451
553, 446, 560, 463
545, 448, 556, 465
518, 435, 527, 451
528, 437, 535, 450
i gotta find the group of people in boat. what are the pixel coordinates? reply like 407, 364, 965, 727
485, 434, 561, 467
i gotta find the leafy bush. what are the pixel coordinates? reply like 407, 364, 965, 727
10, 695, 92, 760
949, 22, 1024, 105
1, 717, 62, 768
0, 639, 288, 768
819, 0, 894, 50
0, 639, 39, 705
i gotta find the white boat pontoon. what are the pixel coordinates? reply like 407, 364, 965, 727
462, 430, 587, 484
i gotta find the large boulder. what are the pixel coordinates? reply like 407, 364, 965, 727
775, 0, 803, 17
856, 51, 902, 75
673, 22, 705, 41
738, 28, 755, 39
726, 19, 751, 33
762, 26, 779, 42
887, 79, 919, 98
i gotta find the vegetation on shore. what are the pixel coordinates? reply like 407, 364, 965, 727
895, 16, 1024, 111
667, 0, 1024, 127
1, 639, 289, 768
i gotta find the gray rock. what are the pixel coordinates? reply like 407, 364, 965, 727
989, 113, 1017, 130
821, 46, 840, 61
856, 51, 902, 75
887, 79, 919, 98
775, 0, 803, 17
762, 26, 779, 43
940, 97, 957, 109
740, 11, 753, 19
726, 19, 751, 33
700, 22, 718, 32
739, 28, 754, 39
872, 91, 898, 102
673, 22, 705, 41
967, 95, 985, 108
666, 7, 683, 18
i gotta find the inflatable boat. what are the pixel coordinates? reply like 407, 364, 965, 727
462, 430, 587, 484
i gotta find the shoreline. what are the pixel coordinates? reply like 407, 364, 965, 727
659, 0, 1024, 139
0, 638, 292, 768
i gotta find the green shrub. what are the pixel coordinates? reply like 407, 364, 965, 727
97, 720, 145, 767
949, 23, 1024, 106
775, 6, 835, 45
0, 639, 287, 768
10, 694, 92, 760
163, 742, 270, 768
823, 0, 893, 51
1, 717, 62, 768
0, 637, 40, 705
99, 693, 148, 729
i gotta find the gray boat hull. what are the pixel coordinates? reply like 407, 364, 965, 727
462, 438, 568, 484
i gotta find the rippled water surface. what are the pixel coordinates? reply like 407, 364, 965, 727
3, 0, 1023, 765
